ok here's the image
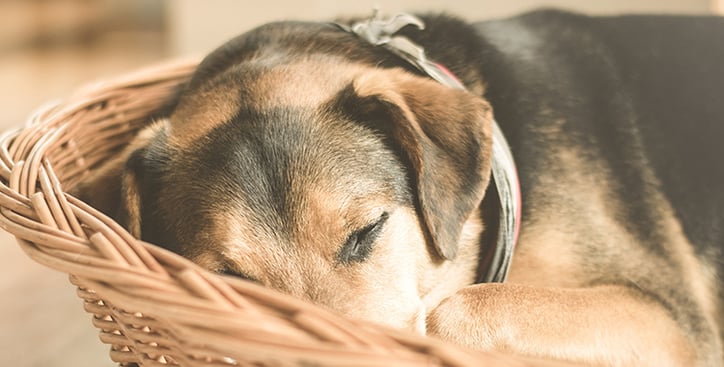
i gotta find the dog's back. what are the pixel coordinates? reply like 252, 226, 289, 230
477, 10, 724, 244
595, 14, 724, 261
469, 9, 724, 356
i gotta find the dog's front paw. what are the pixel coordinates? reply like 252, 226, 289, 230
426, 284, 507, 351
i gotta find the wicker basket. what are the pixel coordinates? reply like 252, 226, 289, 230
0, 59, 566, 367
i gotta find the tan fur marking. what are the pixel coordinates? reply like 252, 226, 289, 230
167, 81, 241, 148
504, 141, 720, 365
167, 59, 381, 148
427, 284, 696, 367
507, 228, 583, 288
649, 190, 721, 354
121, 170, 142, 238
507, 149, 621, 288
248, 60, 369, 110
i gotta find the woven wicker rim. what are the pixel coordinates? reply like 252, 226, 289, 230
0, 58, 567, 367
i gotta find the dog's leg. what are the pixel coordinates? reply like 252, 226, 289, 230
426, 283, 697, 367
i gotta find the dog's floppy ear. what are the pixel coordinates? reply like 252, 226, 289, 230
74, 122, 164, 238
335, 70, 493, 260
115, 148, 145, 238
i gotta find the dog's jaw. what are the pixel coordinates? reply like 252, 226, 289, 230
413, 301, 427, 335
418, 210, 484, 313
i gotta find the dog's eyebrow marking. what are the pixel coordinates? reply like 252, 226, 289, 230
167, 77, 241, 149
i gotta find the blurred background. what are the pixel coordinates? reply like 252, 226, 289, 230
0, 1, 721, 366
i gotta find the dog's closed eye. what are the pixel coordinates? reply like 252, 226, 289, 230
338, 212, 389, 264
220, 269, 259, 283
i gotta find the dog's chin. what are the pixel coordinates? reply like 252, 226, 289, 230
412, 301, 427, 336
378, 300, 428, 335
344, 298, 428, 335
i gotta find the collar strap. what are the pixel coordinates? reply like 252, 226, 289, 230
336, 11, 521, 283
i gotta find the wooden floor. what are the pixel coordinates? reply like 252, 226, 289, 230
0, 32, 166, 367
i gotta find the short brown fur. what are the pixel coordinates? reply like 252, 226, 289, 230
77, 12, 724, 367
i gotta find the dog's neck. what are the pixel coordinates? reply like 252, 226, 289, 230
371, 14, 489, 95
475, 181, 505, 283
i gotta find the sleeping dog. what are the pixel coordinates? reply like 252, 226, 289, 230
78, 9, 724, 367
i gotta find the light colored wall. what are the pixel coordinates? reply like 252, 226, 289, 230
716, 0, 724, 13
167, 0, 714, 56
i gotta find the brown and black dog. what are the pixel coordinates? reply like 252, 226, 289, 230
77, 9, 724, 367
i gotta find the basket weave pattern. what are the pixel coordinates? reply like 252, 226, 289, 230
0, 59, 566, 367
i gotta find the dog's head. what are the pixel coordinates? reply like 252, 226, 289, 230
79, 22, 494, 332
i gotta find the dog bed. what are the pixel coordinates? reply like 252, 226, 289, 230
0, 59, 566, 367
